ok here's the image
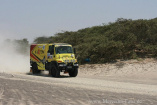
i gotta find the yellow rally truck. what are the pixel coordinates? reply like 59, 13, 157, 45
30, 43, 78, 77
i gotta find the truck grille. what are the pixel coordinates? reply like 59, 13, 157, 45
64, 60, 75, 63
67, 63, 73, 66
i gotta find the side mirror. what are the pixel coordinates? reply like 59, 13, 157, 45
74, 48, 76, 54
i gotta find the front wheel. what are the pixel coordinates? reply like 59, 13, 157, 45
50, 65, 60, 77
69, 68, 78, 77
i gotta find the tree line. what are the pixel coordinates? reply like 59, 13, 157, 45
34, 18, 157, 64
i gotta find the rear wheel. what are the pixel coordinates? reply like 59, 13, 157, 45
32, 63, 41, 74
69, 68, 78, 77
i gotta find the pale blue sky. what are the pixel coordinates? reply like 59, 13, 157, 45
0, 0, 157, 43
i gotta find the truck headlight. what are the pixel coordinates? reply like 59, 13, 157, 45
59, 64, 64, 67
74, 64, 78, 66
59, 64, 66, 67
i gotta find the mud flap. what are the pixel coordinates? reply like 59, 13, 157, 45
64, 71, 68, 74
30, 68, 32, 72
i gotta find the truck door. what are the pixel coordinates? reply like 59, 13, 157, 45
47, 45, 54, 62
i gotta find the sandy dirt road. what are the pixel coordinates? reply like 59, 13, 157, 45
0, 71, 157, 105
0, 59, 157, 105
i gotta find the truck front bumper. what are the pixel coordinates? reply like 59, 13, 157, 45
58, 63, 79, 70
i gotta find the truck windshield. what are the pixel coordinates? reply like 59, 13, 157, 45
55, 46, 73, 54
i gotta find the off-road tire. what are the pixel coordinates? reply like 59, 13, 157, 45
32, 63, 41, 74
51, 65, 60, 77
69, 68, 78, 77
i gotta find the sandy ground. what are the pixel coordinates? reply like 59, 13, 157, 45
0, 58, 157, 105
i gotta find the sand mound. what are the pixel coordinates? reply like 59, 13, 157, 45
79, 58, 157, 78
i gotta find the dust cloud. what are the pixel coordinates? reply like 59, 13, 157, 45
0, 36, 30, 73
